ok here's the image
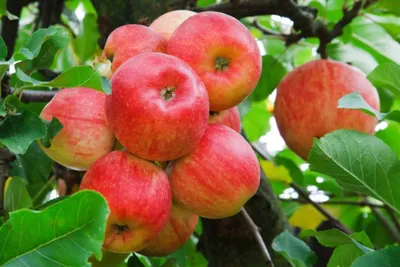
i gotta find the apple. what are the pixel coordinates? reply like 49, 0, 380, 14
208, 106, 241, 133
274, 59, 380, 160
106, 52, 209, 161
39, 87, 115, 171
79, 151, 172, 253
103, 24, 167, 74
167, 11, 261, 111
139, 203, 198, 257
168, 124, 260, 219
150, 10, 196, 40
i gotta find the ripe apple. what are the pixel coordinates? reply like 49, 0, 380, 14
39, 87, 115, 170
106, 52, 209, 161
274, 59, 380, 160
168, 124, 260, 219
80, 151, 172, 253
208, 106, 241, 133
139, 203, 198, 257
167, 11, 261, 111
150, 10, 196, 40
103, 24, 167, 74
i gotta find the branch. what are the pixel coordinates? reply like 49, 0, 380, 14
0, 148, 15, 217
17, 89, 58, 103
384, 204, 400, 233
370, 203, 400, 243
280, 198, 383, 208
290, 182, 352, 234
241, 207, 275, 267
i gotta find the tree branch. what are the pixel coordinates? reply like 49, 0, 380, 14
384, 204, 400, 233
241, 207, 275, 267
280, 198, 384, 208
370, 203, 400, 243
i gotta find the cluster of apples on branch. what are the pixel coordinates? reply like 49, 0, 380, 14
39, 10, 262, 255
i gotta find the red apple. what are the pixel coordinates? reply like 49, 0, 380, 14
39, 88, 115, 170
167, 11, 261, 111
103, 25, 167, 74
150, 10, 196, 40
168, 124, 260, 219
208, 106, 241, 133
139, 203, 198, 257
106, 52, 209, 161
80, 151, 172, 253
274, 59, 380, 160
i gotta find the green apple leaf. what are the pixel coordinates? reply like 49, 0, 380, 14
74, 13, 100, 63
352, 246, 400, 267
363, 14, 400, 41
302, 229, 373, 253
272, 230, 317, 267
367, 63, 400, 97
0, 111, 47, 154
40, 117, 63, 148
4, 176, 33, 212
9, 143, 54, 205
275, 155, 305, 186
308, 130, 400, 214
0, 190, 109, 266
327, 244, 363, 267
376, 121, 400, 158
0, 36, 7, 60
338, 92, 400, 122
0, 0, 5, 18
0, 61, 8, 81
242, 101, 271, 142
252, 55, 287, 101
2, 94, 20, 115
127, 254, 146, 267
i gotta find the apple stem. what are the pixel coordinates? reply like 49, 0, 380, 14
160, 86, 176, 101
241, 208, 275, 267
114, 224, 129, 234
215, 57, 230, 71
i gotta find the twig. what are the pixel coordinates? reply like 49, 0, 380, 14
384, 204, 400, 233
290, 182, 352, 234
280, 198, 383, 208
369, 203, 400, 243
0, 148, 15, 217
241, 208, 275, 267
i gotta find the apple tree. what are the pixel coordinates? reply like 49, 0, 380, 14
1, 0, 400, 266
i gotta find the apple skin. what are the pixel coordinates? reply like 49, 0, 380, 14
167, 11, 261, 111
274, 59, 380, 160
79, 151, 172, 253
103, 24, 167, 74
150, 10, 196, 40
106, 52, 209, 161
138, 203, 198, 257
39, 88, 115, 171
208, 106, 241, 133
168, 124, 260, 219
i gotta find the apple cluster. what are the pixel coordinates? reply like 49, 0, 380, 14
39, 10, 261, 256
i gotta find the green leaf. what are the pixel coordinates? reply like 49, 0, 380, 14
0, 36, 7, 60
2, 94, 20, 115
0, 0, 5, 18
368, 63, 400, 97
0, 61, 8, 81
197, 0, 216, 7
352, 246, 400, 267
242, 101, 271, 141
252, 55, 287, 101
4, 177, 33, 212
308, 130, 400, 214
338, 92, 400, 122
302, 229, 373, 253
0, 190, 109, 266
101, 76, 111, 95
372, 0, 400, 16
363, 14, 400, 41
272, 230, 317, 267
326, 0, 344, 22
74, 13, 100, 63
0, 111, 47, 154
127, 254, 146, 267
376, 121, 400, 158
40, 117, 63, 148
275, 156, 305, 185
327, 244, 363, 267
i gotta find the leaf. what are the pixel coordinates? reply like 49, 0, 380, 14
127, 254, 146, 267
338, 92, 400, 122
242, 101, 271, 141
0, 0, 5, 18
289, 204, 340, 230
308, 130, 400, 214
40, 117, 63, 148
363, 14, 400, 41
275, 155, 305, 185
4, 177, 33, 212
352, 246, 400, 267
2, 94, 20, 114
327, 244, 363, 267
101, 76, 111, 95
272, 230, 317, 267
0, 190, 109, 266
252, 55, 287, 101
0, 61, 8, 81
368, 63, 400, 97
260, 160, 292, 183
376, 121, 400, 158
0, 36, 7, 60
74, 13, 100, 63
0, 111, 47, 154
302, 229, 373, 253
17, 66, 103, 91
